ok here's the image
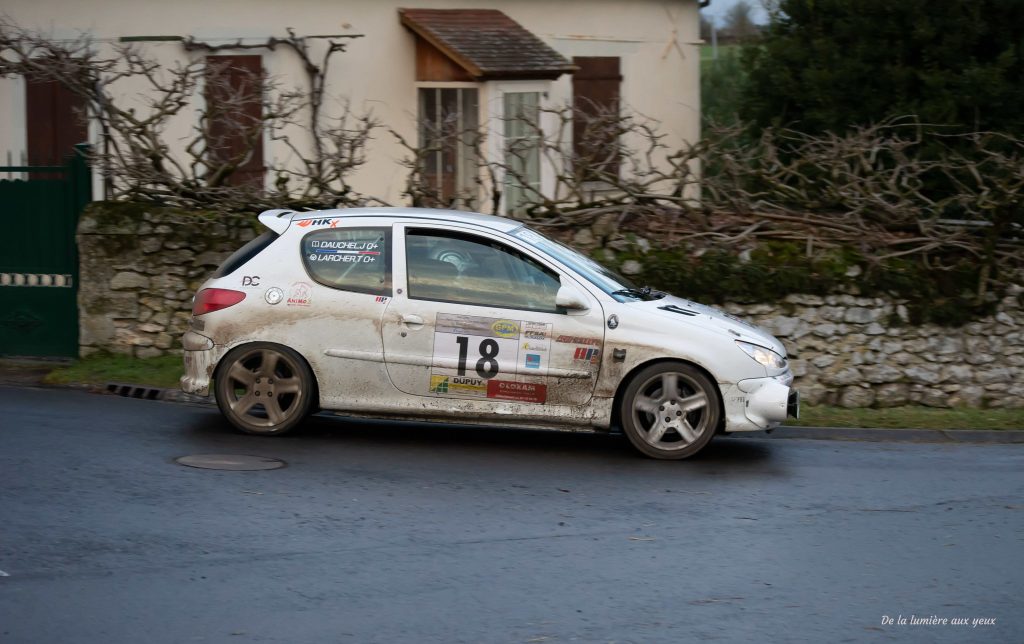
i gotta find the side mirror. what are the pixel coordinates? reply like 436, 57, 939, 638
555, 284, 590, 311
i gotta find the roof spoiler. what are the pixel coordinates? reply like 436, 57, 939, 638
257, 209, 294, 235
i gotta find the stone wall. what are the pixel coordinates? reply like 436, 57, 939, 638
76, 203, 1022, 408
77, 203, 257, 359
721, 294, 1023, 409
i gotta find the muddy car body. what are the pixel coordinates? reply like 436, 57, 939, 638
181, 207, 798, 459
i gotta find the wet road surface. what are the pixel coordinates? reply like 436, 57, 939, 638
1, 386, 1021, 643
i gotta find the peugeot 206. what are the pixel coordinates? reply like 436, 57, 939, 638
181, 208, 799, 459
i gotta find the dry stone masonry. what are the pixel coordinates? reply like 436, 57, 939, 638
77, 204, 257, 360
77, 204, 1022, 409
722, 294, 1023, 409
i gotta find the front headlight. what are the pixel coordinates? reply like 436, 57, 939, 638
736, 340, 786, 369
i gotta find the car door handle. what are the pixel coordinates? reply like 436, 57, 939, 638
401, 314, 425, 326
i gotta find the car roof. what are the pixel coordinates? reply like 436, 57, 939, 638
285, 207, 522, 234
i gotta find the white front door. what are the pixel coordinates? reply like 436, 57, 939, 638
381, 224, 606, 408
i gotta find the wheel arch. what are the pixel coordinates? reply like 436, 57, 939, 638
609, 357, 725, 433
213, 340, 322, 409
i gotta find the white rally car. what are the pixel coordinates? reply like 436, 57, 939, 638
181, 207, 798, 459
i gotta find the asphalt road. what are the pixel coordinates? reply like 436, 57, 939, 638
1, 386, 1021, 643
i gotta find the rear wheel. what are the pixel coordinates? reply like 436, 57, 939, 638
620, 362, 720, 460
214, 343, 314, 435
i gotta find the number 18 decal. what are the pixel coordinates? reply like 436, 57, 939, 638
430, 313, 550, 402
455, 336, 500, 379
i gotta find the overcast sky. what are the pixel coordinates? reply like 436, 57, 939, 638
700, 0, 770, 26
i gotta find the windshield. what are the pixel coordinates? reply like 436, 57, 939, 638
511, 226, 655, 302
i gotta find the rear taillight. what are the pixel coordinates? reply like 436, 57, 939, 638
192, 288, 246, 316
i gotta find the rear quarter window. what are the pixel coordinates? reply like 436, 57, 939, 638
301, 227, 391, 296
212, 231, 278, 278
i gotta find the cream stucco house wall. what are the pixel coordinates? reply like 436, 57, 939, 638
0, 0, 703, 213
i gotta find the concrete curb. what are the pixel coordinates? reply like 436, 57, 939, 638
766, 425, 1024, 444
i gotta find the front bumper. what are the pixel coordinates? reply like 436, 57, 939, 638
721, 376, 799, 432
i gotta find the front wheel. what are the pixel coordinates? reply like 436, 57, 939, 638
620, 362, 721, 460
214, 343, 314, 436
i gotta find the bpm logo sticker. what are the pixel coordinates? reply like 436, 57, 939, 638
491, 320, 520, 338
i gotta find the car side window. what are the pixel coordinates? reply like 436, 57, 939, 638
301, 227, 391, 295
406, 229, 561, 312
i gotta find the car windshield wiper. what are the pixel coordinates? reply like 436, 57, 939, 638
611, 286, 665, 301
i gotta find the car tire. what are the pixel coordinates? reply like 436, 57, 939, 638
214, 342, 315, 436
620, 362, 721, 460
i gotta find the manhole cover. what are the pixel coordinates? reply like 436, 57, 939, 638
175, 454, 286, 471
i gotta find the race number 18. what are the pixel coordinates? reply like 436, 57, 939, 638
455, 336, 501, 379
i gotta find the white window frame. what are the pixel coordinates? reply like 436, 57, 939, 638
415, 82, 483, 209
482, 80, 554, 216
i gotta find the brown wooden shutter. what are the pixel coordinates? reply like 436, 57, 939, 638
572, 57, 621, 179
204, 55, 264, 188
26, 74, 87, 167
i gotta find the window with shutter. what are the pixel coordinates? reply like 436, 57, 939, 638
25, 73, 87, 170
571, 57, 622, 181
205, 55, 264, 188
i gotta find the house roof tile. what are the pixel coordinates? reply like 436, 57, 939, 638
399, 8, 576, 80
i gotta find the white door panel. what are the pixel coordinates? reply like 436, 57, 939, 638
381, 224, 606, 408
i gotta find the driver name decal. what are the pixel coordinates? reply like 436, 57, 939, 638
429, 313, 551, 403
307, 239, 381, 263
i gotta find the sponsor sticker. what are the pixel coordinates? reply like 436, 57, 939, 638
286, 281, 312, 307
487, 380, 547, 403
429, 374, 487, 396
522, 321, 549, 340
296, 218, 339, 228
375, 296, 388, 303
429, 313, 552, 399
556, 335, 601, 346
573, 347, 601, 365
491, 319, 520, 338
429, 375, 449, 394
241, 275, 260, 287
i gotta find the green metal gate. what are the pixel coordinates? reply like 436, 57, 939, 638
0, 145, 91, 357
